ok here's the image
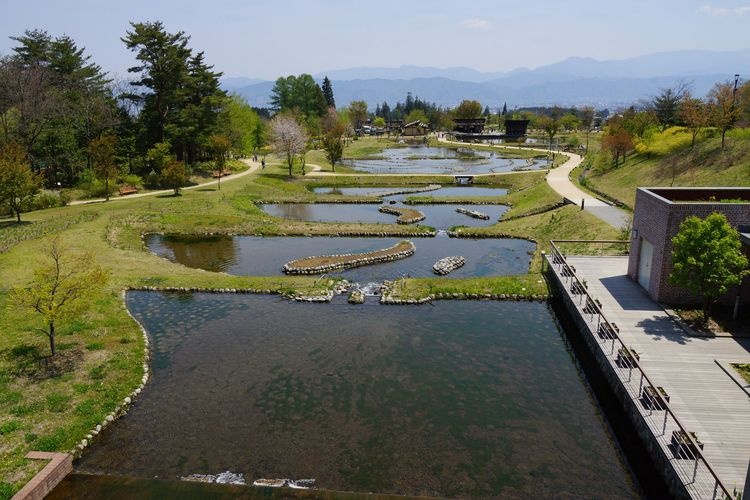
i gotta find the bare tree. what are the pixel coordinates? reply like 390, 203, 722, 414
269, 113, 307, 177
578, 106, 595, 153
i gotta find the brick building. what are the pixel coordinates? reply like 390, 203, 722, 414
627, 187, 750, 305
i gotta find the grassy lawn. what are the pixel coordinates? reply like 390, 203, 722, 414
0, 141, 612, 497
732, 364, 750, 384
579, 128, 750, 207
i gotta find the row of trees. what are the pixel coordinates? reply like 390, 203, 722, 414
0, 24, 266, 213
599, 79, 750, 166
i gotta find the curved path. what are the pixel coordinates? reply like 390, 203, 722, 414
70, 158, 261, 205
437, 137, 630, 229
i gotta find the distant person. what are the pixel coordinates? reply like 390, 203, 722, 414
261, 159, 265, 169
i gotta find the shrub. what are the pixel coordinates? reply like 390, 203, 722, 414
119, 174, 143, 188
0, 421, 21, 435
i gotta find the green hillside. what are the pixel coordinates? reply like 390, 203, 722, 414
578, 128, 750, 207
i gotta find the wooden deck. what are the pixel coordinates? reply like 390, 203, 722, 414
565, 256, 750, 495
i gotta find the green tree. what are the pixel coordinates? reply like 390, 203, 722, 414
9, 237, 107, 356
88, 134, 118, 201
209, 134, 230, 190
405, 109, 428, 125
679, 93, 709, 147
536, 115, 560, 150
146, 141, 172, 172
269, 74, 327, 119
122, 21, 191, 146
651, 84, 686, 130
322, 109, 346, 172
321, 76, 335, 108
220, 94, 261, 156
708, 81, 741, 149
348, 100, 369, 131
0, 142, 41, 222
453, 100, 483, 119
161, 158, 187, 195
670, 213, 749, 323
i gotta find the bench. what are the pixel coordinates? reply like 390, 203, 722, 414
118, 185, 138, 196
212, 169, 231, 178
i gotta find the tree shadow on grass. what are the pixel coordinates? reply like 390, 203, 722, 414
4, 343, 82, 380
0, 220, 32, 230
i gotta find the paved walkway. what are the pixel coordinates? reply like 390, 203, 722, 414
437, 137, 630, 229
567, 256, 750, 493
70, 158, 260, 205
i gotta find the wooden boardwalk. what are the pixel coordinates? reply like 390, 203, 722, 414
566, 256, 750, 495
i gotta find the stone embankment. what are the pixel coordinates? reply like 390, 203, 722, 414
66, 291, 153, 460
373, 184, 442, 197
432, 256, 466, 275
378, 206, 426, 224
455, 208, 490, 220
283, 240, 416, 275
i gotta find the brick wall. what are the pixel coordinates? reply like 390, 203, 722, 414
11, 452, 72, 500
628, 188, 750, 305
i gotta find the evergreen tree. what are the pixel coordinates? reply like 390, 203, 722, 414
270, 74, 327, 119
502, 102, 507, 115
321, 76, 335, 108
122, 21, 225, 166
483, 106, 491, 117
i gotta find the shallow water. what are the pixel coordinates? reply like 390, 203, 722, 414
344, 146, 544, 174
145, 234, 535, 281
311, 186, 509, 198
260, 203, 508, 230
75, 293, 638, 498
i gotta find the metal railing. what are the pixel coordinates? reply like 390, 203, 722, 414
547, 240, 734, 500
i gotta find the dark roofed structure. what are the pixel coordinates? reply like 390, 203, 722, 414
504, 119, 530, 137
453, 118, 486, 134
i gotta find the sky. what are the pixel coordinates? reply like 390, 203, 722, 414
1, 0, 749, 80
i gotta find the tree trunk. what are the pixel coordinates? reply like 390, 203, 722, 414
105, 177, 110, 201
721, 129, 727, 148
702, 297, 712, 324
16, 209, 21, 223
49, 322, 56, 356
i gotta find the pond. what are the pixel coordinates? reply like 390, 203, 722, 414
259, 203, 508, 230
344, 146, 545, 174
311, 186, 509, 198
73, 293, 639, 498
145, 234, 535, 282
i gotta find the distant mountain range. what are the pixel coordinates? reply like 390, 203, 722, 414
222, 49, 750, 109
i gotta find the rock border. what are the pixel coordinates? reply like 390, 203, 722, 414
455, 208, 490, 220
378, 206, 426, 224
433, 256, 466, 275
283, 241, 416, 275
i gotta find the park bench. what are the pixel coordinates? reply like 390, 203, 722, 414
118, 185, 138, 196
212, 169, 231, 178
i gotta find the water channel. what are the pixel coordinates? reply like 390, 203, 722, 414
343, 146, 545, 174
311, 186, 508, 198
70, 293, 640, 498
145, 234, 535, 282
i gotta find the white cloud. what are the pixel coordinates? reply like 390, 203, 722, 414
460, 18, 492, 30
699, 4, 750, 15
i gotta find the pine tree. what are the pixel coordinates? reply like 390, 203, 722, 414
322, 76, 335, 108
502, 102, 507, 115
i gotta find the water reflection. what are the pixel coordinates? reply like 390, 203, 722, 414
145, 234, 535, 280
260, 203, 508, 230
344, 146, 544, 174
